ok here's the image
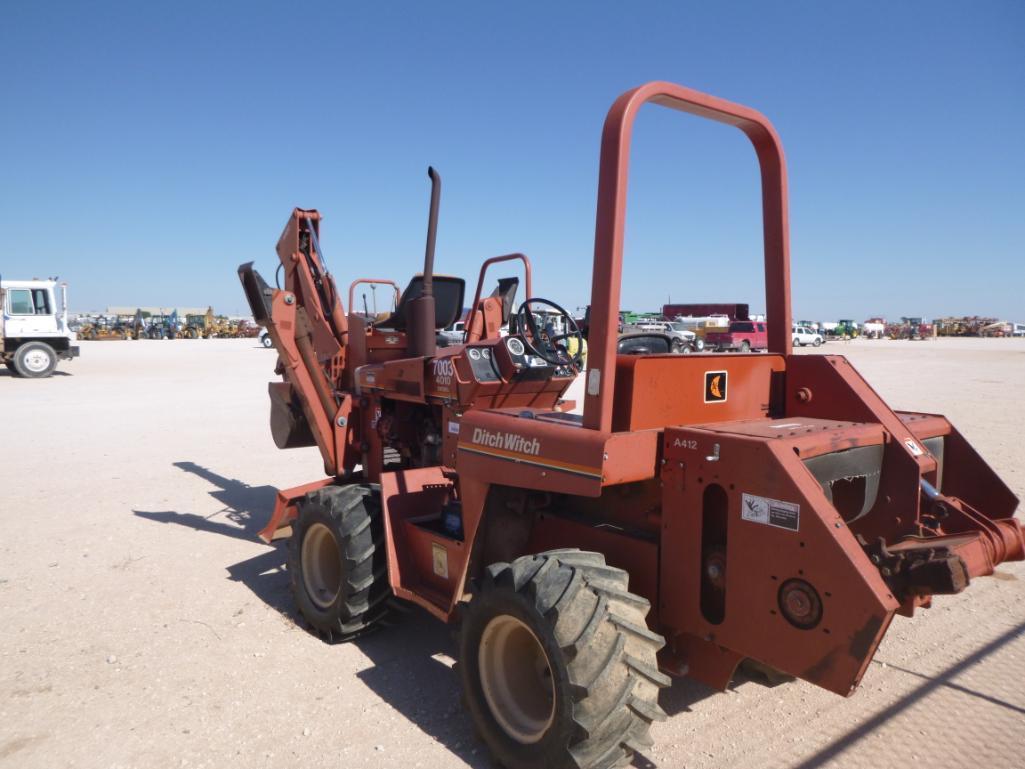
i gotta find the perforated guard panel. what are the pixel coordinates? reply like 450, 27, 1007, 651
803, 444, 884, 522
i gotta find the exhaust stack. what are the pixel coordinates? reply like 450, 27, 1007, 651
407, 166, 440, 357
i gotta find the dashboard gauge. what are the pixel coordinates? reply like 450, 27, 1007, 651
481, 348, 491, 360
468, 348, 481, 360
506, 337, 525, 356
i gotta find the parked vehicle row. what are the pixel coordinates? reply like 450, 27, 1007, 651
441, 308, 827, 356
73, 310, 259, 341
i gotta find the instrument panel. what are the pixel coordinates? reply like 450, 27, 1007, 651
463, 335, 574, 384
466, 345, 501, 382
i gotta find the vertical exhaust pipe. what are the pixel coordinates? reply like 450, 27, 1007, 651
423, 166, 440, 298
407, 166, 440, 357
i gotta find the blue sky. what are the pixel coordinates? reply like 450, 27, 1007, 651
2, 1, 1022, 321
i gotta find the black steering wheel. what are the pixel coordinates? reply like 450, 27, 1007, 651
514, 298, 585, 370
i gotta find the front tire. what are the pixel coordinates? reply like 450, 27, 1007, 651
289, 484, 391, 641
739, 340, 751, 353
459, 550, 668, 769
261, 333, 274, 348
14, 342, 58, 378
670, 339, 683, 353
813, 337, 823, 347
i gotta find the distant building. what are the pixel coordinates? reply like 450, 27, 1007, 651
663, 303, 750, 321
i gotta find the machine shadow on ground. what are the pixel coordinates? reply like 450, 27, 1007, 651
788, 618, 1025, 769
0, 369, 72, 377
132, 462, 731, 768
134, 461, 275, 541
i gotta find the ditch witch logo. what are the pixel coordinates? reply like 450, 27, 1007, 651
471, 427, 541, 456
704, 370, 728, 403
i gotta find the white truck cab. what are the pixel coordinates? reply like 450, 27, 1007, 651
1, 278, 80, 377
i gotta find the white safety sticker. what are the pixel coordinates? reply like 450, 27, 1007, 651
742, 493, 800, 532
904, 439, 924, 456
448, 421, 460, 435
432, 543, 449, 579
587, 368, 601, 396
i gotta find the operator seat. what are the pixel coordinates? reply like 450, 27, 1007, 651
377, 274, 466, 331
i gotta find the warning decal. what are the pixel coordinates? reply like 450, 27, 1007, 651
432, 543, 449, 578
741, 493, 800, 532
704, 370, 728, 403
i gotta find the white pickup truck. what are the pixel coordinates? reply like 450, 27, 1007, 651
634, 320, 704, 353
791, 324, 824, 347
1, 278, 80, 377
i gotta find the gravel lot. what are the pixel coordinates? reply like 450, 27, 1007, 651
1, 337, 1022, 768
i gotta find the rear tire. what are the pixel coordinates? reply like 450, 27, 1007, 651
459, 550, 668, 769
13, 342, 58, 378
290, 484, 391, 641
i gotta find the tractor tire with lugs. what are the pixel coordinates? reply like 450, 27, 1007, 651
289, 483, 391, 641
459, 549, 669, 769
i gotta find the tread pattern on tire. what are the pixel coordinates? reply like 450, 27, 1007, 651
289, 483, 391, 641
479, 549, 669, 769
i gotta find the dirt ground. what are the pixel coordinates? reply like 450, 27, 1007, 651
1, 337, 1022, 769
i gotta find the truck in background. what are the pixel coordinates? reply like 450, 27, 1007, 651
1, 278, 80, 377
791, 323, 824, 347
632, 319, 704, 352
705, 318, 769, 352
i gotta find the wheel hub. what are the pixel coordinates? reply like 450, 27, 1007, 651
778, 578, 822, 629
478, 614, 555, 744
23, 349, 50, 372
301, 522, 342, 609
